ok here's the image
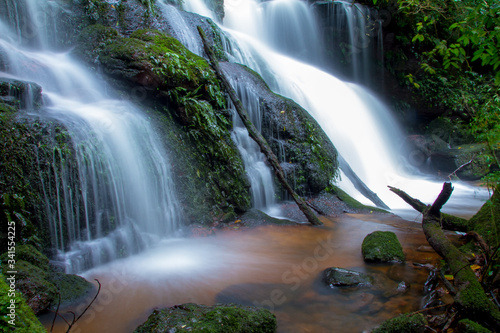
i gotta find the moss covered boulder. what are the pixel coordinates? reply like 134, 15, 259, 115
372, 313, 427, 333
0, 274, 46, 332
134, 303, 277, 333
362, 231, 405, 263
323, 267, 374, 288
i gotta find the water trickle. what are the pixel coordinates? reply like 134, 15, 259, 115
157, 0, 202, 56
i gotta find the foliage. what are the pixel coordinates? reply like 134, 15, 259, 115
372, 0, 500, 189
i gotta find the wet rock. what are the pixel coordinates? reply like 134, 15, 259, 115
323, 267, 374, 288
0, 78, 43, 110
134, 303, 277, 333
430, 144, 493, 180
361, 231, 405, 263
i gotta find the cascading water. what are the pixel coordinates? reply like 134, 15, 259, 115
227, 79, 279, 213
185, 0, 488, 218
0, 0, 182, 272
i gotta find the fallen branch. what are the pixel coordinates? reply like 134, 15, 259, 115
391, 182, 500, 329
197, 26, 322, 226
388, 185, 469, 232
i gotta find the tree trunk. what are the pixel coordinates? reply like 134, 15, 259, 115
197, 26, 322, 226
391, 182, 500, 329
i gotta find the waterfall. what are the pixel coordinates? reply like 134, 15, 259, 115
184, 0, 487, 216
0, 0, 182, 272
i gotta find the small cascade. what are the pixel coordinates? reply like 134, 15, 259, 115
1, 0, 183, 272
157, 0, 202, 56
227, 78, 278, 212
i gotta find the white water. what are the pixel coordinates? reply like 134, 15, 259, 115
228, 80, 280, 213
184, 0, 489, 216
0, 0, 182, 272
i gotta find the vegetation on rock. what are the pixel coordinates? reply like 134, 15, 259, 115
0, 273, 46, 333
134, 303, 277, 333
362, 231, 406, 263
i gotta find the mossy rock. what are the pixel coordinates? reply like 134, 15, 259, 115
134, 303, 277, 333
372, 313, 427, 333
48, 271, 94, 307
0, 274, 46, 332
456, 319, 492, 333
0, 245, 49, 272
323, 267, 374, 287
1, 260, 57, 314
362, 231, 405, 263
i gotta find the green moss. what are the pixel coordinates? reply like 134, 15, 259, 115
0, 274, 46, 333
134, 303, 277, 333
362, 231, 405, 263
372, 314, 426, 333
469, 188, 500, 248
2, 245, 49, 272
149, 107, 250, 224
457, 319, 492, 333
48, 272, 94, 306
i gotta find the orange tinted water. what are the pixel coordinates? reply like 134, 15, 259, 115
42, 214, 441, 333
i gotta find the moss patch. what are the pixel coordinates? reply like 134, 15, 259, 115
456, 319, 492, 333
468, 188, 500, 248
134, 303, 276, 333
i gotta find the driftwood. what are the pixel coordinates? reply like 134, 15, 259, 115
197, 26, 322, 226
390, 183, 500, 329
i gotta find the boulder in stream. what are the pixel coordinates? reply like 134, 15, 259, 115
134, 303, 276, 333
361, 231, 405, 263
323, 267, 374, 288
